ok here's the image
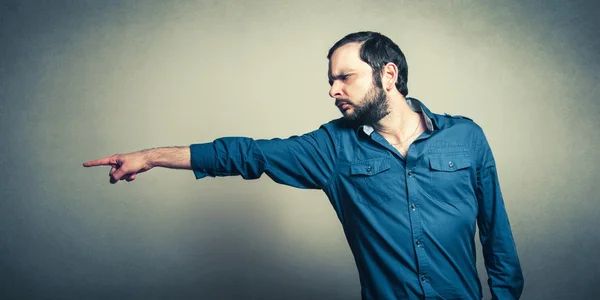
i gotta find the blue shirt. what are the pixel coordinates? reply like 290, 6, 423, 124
190, 98, 524, 299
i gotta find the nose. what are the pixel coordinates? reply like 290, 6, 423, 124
329, 81, 342, 98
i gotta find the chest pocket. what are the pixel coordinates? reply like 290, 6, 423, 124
349, 157, 396, 206
429, 153, 471, 172
350, 158, 391, 176
428, 152, 472, 194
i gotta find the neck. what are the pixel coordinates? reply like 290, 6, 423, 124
372, 93, 422, 140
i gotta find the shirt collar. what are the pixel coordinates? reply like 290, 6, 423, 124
358, 97, 438, 136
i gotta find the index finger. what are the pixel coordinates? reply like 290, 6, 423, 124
83, 155, 118, 167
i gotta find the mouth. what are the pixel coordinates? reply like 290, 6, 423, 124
336, 100, 351, 111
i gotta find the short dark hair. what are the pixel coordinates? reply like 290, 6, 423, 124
327, 31, 409, 96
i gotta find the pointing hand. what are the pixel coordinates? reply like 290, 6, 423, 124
83, 152, 152, 184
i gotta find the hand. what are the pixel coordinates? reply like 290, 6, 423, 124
83, 151, 153, 184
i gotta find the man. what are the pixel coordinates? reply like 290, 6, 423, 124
84, 31, 524, 299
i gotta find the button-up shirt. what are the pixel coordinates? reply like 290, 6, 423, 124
190, 98, 524, 299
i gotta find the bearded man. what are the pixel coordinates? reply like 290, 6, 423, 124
84, 31, 524, 300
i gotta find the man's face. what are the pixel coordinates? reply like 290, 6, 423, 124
328, 43, 390, 125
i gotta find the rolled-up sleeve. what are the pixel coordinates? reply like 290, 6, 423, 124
190, 124, 338, 190
475, 129, 525, 299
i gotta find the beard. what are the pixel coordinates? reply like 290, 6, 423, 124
342, 80, 390, 126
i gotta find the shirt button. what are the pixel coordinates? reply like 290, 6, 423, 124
421, 275, 428, 282
407, 170, 414, 176
366, 166, 372, 173
410, 203, 416, 211
416, 240, 422, 247
448, 161, 454, 168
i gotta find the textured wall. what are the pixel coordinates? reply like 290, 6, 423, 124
1, 1, 598, 299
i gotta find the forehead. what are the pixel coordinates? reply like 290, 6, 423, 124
328, 42, 371, 75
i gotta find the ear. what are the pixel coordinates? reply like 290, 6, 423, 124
381, 63, 398, 92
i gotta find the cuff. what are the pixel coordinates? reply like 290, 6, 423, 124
190, 143, 216, 179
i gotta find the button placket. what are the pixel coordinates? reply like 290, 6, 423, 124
405, 158, 433, 295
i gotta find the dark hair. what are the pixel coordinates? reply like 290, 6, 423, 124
327, 31, 409, 96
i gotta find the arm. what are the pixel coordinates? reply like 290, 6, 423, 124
83, 123, 338, 188
83, 146, 191, 184
475, 129, 524, 299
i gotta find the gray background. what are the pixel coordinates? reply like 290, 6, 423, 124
1, 0, 599, 299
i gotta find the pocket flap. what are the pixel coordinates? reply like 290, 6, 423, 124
350, 158, 391, 176
429, 154, 471, 172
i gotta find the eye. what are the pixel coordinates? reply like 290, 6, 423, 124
329, 74, 351, 86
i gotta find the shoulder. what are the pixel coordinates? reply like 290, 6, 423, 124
322, 118, 357, 132
296, 118, 355, 143
442, 112, 473, 122
439, 112, 478, 128
436, 112, 487, 138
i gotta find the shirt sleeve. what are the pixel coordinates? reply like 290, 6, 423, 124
475, 128, 525, 299
189, 124, 338, 190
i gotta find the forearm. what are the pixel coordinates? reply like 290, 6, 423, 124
477, 166, 524, 298
481, 230, 524, 299
144, 146, 192, 170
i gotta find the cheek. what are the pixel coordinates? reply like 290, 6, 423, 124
346, 83, 369, 100
358, 76, 376, 92
353, 86, 373, 103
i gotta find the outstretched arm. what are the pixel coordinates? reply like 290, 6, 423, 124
84, 122, 339, 187
83, 146, 191, 184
